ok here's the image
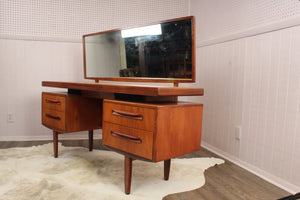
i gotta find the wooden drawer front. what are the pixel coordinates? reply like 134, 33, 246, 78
103, 101, 156, 132
42, 93, 66, 111
42, 109, 66, 131
102, 122, 153, 160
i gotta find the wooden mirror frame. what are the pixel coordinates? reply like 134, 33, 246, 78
83, 16, 195, 84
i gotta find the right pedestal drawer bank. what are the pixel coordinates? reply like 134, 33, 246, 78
102, 99, 203, 162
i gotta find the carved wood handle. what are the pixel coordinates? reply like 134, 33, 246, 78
45, 99, 61, 104
112, 110, 143, 120
45, 114, 61, 120
110, 131, 142, 144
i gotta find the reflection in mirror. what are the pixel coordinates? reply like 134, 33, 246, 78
83, 16, 194, 82
85, 31, 123, 77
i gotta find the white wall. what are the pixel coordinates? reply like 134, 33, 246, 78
190, 0, 300, 193
0, 39, 85, 140
0, 0, 190, 42
192, 0, 300, 46
0, 0, 190, 141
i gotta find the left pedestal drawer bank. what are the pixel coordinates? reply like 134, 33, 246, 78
42, 92, 102, 133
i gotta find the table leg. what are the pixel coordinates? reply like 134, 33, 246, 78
53, 131, 59, 158
88, 130, 93, 151
125, 156, 133, 195
164, 159, 171, 180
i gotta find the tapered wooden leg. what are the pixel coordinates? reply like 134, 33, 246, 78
88, 130, 93, 151
53, 131, 59, 158
164, 159, 171, 180
125, 156, 133, 195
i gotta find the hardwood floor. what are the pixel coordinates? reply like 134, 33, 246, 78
0, 140, 290, 200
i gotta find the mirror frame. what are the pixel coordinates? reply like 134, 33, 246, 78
82, 16, 195, 84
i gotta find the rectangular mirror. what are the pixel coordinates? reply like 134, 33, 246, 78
83, 16, 195, 83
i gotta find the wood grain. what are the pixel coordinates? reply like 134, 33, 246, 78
125, 156, 133, 195
42, 81, 204, 97
103, 100, 156, 132
53, 131, 59, 158
65, 93, 102, 132
154, 104, 203, 161
42, 93, 66, 111
102, 99, 203, 162
102, 122, 154, 160
42, 92, 102, 133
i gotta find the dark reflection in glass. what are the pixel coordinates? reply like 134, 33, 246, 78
84, 18, 193, 80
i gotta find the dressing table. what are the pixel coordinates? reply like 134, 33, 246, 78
42, 16, 204, 194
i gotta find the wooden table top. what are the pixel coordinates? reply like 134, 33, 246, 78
42, 81, 204, 97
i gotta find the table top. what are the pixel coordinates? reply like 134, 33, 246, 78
42, 81, 204, 97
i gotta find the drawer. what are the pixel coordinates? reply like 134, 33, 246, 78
102, 122, 153, 160
103, 101, 156, 132
42, 109, 66, 131
42, 93, 66, 111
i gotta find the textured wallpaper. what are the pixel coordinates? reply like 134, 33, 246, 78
191, 0, 300, 45
0, 0, 189, 42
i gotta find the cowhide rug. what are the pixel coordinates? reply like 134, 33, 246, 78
0, 143, 224, 200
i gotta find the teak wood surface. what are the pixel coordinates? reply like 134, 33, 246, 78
42, 81, 204, 97
42, 92, 102, 133
42, 81, 204, 194
42, 92, 101, 158
102, 99, 203, 162
101, 99, 202, 194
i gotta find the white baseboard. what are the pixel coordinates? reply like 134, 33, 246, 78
201, 141, 300, 194
0, 132, 102, 141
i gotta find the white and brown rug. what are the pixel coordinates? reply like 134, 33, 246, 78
0, 143, 224, 200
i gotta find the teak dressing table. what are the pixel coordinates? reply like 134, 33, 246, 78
41, 16, 204, 194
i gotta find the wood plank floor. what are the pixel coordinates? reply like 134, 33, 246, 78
0, 140, 290, 200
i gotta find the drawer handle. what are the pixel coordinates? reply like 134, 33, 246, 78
45, 99, 61, 105
45, 114, 61, 121
112, 110, 143, 120
110, 131, 142, 144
